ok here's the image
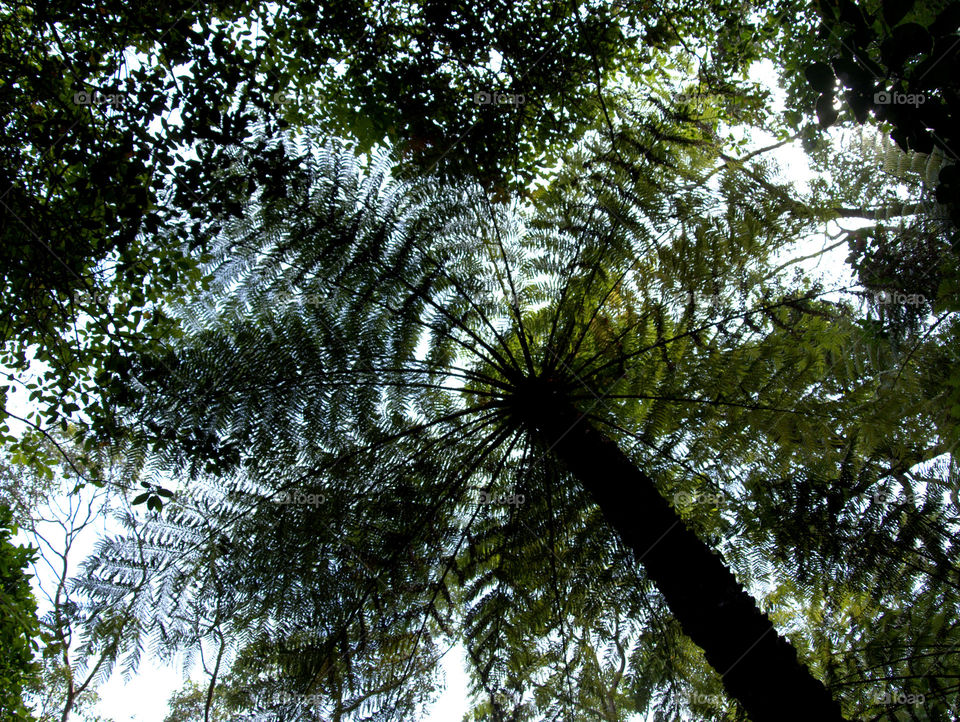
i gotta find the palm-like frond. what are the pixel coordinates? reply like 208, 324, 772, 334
83, 102, 960, 720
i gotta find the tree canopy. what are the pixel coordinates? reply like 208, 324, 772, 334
0, 504, 42, 722
3, 0, 960, 720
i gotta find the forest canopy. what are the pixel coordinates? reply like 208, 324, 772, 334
2, 0, 960, 720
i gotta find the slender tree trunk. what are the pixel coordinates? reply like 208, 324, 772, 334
60, 692, 75, 722
529, 398, 846, 721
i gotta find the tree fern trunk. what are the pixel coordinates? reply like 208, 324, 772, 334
530, 400, 846, 721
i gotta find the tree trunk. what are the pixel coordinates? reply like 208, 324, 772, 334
529, 398, 846, 721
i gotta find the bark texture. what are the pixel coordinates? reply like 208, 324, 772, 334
528, 395, 846, 721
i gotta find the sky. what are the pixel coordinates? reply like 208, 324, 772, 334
94, 646, 474, 722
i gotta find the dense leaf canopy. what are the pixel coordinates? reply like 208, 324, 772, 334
3, 0, 960, 720
0, 505, 41, 722
68, 107, 960, 719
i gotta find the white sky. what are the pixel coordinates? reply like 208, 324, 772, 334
93, 646, 474, 722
